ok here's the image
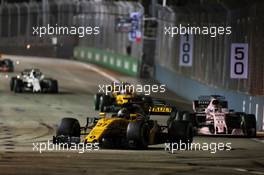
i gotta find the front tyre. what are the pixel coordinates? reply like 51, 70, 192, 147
49, 80, 58, 93
56, 118, 81, 143
14, 79, 23, 93
99, 95, 111, 112
10, 77, 17, 91
167, 120, 193, 147
94, 93, 102, 110
242, 114, 256, 138
126, 120, 149, 149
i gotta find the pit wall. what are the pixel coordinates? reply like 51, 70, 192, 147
73, 46, 140, 77
156, 65, 264, 131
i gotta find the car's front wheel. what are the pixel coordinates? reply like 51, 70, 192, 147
126, 120, 149, 149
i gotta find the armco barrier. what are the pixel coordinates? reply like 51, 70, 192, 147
156, 65, 264, 131
73, 47, 140, 77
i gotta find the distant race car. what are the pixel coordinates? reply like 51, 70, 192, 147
0, 59, 14, 72
53, 103, 194, 149
10, 68, 58, 93
188, 95, 256, 137
94, 82, 159, 113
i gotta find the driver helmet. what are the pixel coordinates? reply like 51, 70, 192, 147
117, 108, 129, 119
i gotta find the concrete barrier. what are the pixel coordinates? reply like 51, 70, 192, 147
156, 65, 264, 131
73, 46, 140, 77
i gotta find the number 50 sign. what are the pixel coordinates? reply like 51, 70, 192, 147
230, 43, 248, 79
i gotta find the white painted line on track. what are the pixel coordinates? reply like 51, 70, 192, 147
252, 138, 264, 144
80, 63, 119, 82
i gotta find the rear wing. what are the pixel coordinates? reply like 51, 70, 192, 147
148, 105, 174, 115
193, 100, 210, 112
193, 100, 228, 112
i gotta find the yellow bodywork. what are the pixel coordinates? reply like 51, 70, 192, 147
115, 94, 133, 105
84, 117, 130, 143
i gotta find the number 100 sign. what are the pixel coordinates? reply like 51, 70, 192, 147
230, 43, 248, 79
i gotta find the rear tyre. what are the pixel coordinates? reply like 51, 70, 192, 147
127, 120, 149, 149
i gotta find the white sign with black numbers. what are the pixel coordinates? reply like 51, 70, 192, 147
230, 43, 248, 79
179, 34, 193, 67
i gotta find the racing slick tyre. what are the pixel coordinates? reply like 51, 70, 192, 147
41, 79, 58, 93
50, 80, 58, 93
127, 120, 149, 149
57, 118, 80, 136
99, 95, 111, 112
10, 77, 16, 91
172, 111, 193, 122
182, 112, 193, 122
167, 120, 193, 148
141, 96, 152, 104
242, 114, 256, 138
94, 93, 102, 110
56, 118, 81, 143
13, 79, 23, 93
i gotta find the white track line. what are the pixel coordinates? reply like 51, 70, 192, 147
252, 138, 264, 144
79, 63, 119, 82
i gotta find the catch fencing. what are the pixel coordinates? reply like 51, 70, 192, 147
155, 2, 264, 96
0, 1, 143, 59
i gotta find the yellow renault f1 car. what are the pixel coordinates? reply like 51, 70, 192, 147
94, 82, 154, 113
53, 104, 193, 149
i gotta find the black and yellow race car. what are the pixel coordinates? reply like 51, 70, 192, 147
53, 104, 194, 149
94, 82, 164, 114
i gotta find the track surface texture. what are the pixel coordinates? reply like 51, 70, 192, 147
0, 55, 263, 175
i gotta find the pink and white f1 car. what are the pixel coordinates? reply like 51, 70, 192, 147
189, 95, 256, 137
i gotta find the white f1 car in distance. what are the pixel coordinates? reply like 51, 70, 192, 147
182, 95, 256, 137
10, 68, 58, 93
